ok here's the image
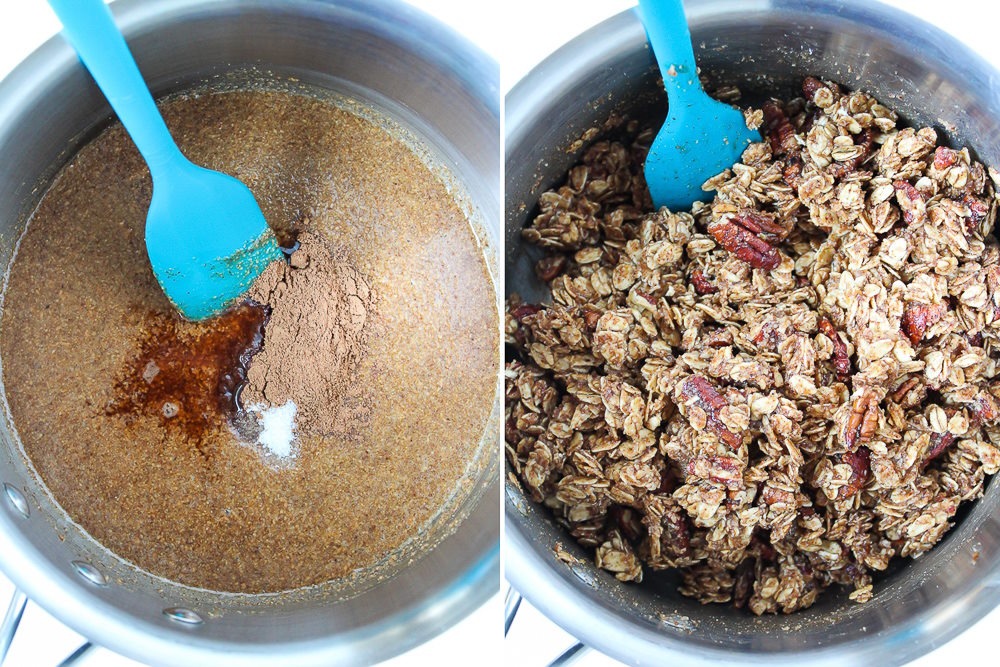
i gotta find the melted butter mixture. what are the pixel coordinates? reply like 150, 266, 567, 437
0, 89, 498, 593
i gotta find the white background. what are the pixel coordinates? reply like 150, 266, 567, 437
3, 0, 1000, 666
0, 1, 501, 666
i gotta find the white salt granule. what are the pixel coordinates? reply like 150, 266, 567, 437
248, 401, 298, 459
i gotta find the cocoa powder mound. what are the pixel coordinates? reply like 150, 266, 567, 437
244, 231, 375, 436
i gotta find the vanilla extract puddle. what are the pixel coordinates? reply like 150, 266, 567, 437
105, 301, 270, 459
105, 229, 309, 463
0, 88, 499, 593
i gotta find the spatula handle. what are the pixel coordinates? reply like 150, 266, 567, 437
637, 0, 704, 109
46, 0, 184, 179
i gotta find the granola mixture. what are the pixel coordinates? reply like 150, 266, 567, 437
505, 76, 1000, 614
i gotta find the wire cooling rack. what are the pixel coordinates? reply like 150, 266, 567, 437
0, 589, 93, 666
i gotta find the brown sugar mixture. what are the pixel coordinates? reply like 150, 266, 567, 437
0, 89, 498, 593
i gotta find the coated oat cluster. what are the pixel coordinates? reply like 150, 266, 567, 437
505, 76, 1000, 614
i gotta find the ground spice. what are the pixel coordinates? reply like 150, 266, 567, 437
242, 231, 375, 437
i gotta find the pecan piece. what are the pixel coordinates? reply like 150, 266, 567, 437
581, 307, 602, 331
704, 328, 734, 348
609, 505, 645, 543
734, 209, 789, 241
510, 303, 541, 323
894, 179, 926, 225
762, 101, 798, 156
839, 447, 871, 499
961, 193, 989, 233
933, 146, 959, 171
842, 391, 880, 449
536, 255, 567, 282
827, 128, 874, 179
890, 376, 921, 404
685, 455, 743, 489
900, 302, 946, 345
691, 269, 718, 294
922, 431, 956, 468
634, 289, 657, 307
818, 317, 850, 381
760, 485, 796, 507
678, 376, 742, 450
708, 218, 781, 270
782, 153, 804, 189
801, 76, 824, 101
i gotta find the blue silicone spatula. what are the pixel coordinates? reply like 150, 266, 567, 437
47, 0, 282, 321
637, 0, 760, 210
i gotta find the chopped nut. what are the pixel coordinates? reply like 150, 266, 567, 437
536, 256, 567, 282
691, 269, 718, 295
762, 101, 798, 156
922, 431, 956, 467
707, 218, 781, 270
901, 302, 947, 345
839, 447, 871, 499
677, 376, 742, 450
842, 391, 880, 450
818, 317, 850, 381
685, 455, 743, 489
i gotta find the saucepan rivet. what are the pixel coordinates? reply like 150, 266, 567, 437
163, 607, 204, 626
3, 483, 29, 518
71, 560, 107, 587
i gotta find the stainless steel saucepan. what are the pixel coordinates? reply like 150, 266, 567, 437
506, 1, 1000, 665
0, 1, 500, 665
